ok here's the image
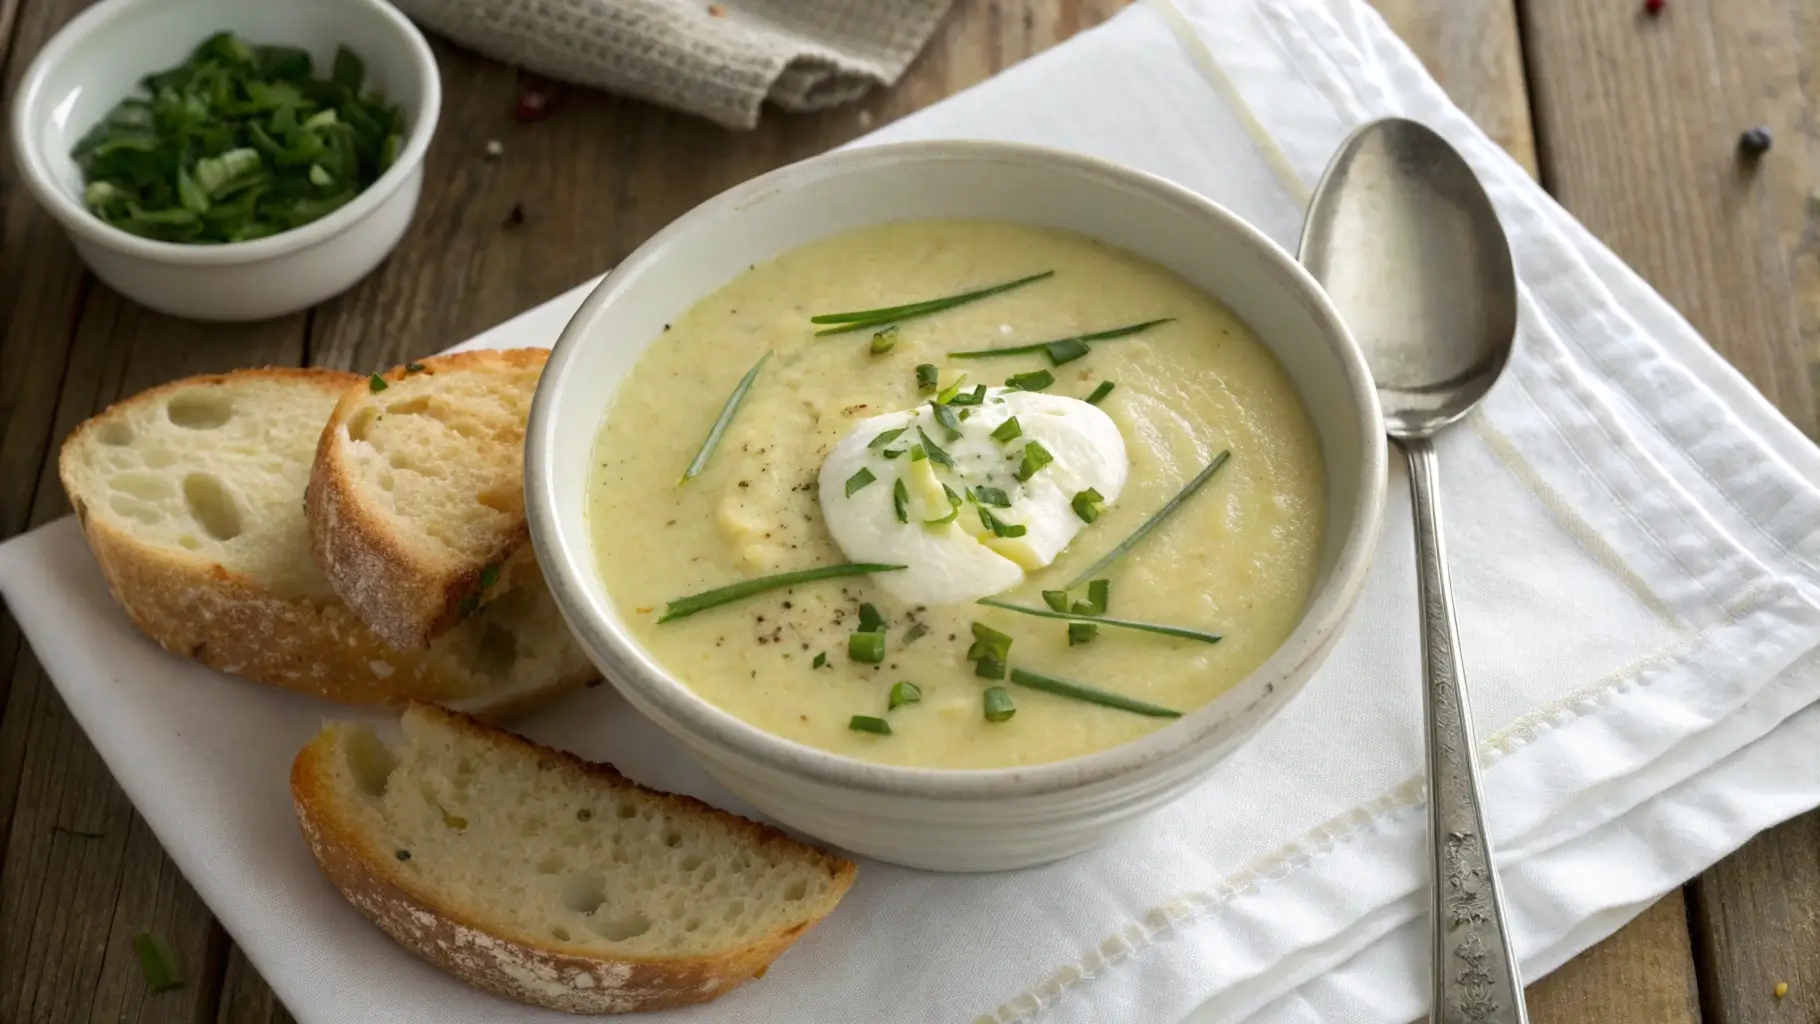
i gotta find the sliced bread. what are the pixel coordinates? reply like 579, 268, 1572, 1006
58, 369, 594, 713
291, 703, 857, 1014
308, 349, 546, 649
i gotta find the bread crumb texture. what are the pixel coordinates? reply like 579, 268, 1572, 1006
295, 704, 855, 1012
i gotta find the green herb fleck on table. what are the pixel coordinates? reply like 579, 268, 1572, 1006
133, 932, 183, 993
73, 32, 407, 244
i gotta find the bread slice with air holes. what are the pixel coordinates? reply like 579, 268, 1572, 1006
57, 368, 594, 713
291, 702, 858, 1014
308, 349, 548, 649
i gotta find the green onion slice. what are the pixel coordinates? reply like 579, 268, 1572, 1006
1068, 621, 1098, 645
849, 715, 892, 735
659, 562, 903, 622
868, 427, 907, 450
1086, 380, 1116, 405
810, 271, 1054, 335
935, 374, 970, 405
893, 479, 909, 523
845, 468, 877, 497
678, 351, 771, 484
990, 417, 1022, 443
133, 933, 182, 993
1066, 449, 1231, 587
1008, 667, 1182, 717
857, 603, 886, 634
1005, 369, 1055, 392
975, 598, 1219, 644
979, 508, 1027, 538
916, 363, 939, 392
367, 373, 388, 393
888, 681, 922, 710
932, 402, 962, 439
870, 325, 899, 354
1015, 441, 1054, 482
950, 319, 1174, 364
1072, 487, 1104, 523
812, 652, 828, 669
983, 686, 1017, 722
849, 631, 886, 663
1086, 578, 1110, 615
972, 485, 1012, 508
1042, 589, 1070, 612
916, 427, 955, 469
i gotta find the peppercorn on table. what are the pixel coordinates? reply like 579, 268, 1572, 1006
0, 0, 1814, 1022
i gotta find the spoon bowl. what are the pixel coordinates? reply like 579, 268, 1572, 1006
1300, 120, 1517, 439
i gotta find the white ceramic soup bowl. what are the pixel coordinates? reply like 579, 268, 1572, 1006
527, 140, 1386, 872
10, 0, 440, 322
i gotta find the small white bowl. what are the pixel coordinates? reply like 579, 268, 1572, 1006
528, 141, 1387, 872
10, 0, 440, 322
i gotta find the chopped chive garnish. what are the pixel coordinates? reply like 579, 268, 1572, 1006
845, 468, 877, 497
1069, 620, 1098, 645
984, 686, 1017, 722
849, 631, 886, 663
979, 508, 1027, 538
1066, 450, 1231, 587
882, 448, 906, 459
932, 402, 962, 439
935, 374, 969, 405
1086, 578, 1110, 615
974, 598, 1220, 643
405, 362, 426, 373
810, 271, 1055, 335
916, 363, 939, 392
904, 623, 929, 644
966, 620, 1013, 680
972, 485, 1011, 507
678, 350, 771, 484
1015, 441, 1055, 481
916, 427, 955, 469
857, 603, 886, 634
368, 372, 388, 393
849, 715, 892, 735
659, 562, 904, 622
870, 326, 899, 354
990, 417, 1022, 443
812, 652, 828, 669
950, 385, 987, 406
950, 319, 1175, 364
888, 681, 922, 710
1042, 590, 1070, 612
975, 656, 1008, 679
52, 826, 105, 839
1006, 369, 1055, 392
909, 444, 928, 462
923, 502, 960, 526
1072, 487, 1104, 523
868, 427, 907, 450
893, 478, 909, 523
1009, 667, 1182, 717
1086, 380, 1116, 405
133, 933, 182, 993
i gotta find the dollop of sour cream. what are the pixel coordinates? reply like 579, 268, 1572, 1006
818, 387, 1127, 605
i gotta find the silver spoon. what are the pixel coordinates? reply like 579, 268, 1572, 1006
1299, 118, 1526, 1023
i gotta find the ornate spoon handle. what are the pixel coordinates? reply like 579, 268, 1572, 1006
1402, 435, 1528, 1024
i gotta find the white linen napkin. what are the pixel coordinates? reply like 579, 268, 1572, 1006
5, 2, 1820, 1023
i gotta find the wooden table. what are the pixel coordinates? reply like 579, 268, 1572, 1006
1, 0, 1815, 1020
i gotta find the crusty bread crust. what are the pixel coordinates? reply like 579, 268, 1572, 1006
59, 368, 593, 712
290, 704, 857, 1014
308, 349, 546, 650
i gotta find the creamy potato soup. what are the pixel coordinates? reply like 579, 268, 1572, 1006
589, 220, 1323, 769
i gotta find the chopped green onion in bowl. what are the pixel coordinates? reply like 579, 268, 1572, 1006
71, 31, 407, 245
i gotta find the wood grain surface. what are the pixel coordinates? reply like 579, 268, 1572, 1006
0, 0, 1813, 1021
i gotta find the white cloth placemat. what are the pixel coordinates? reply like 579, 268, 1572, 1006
5, 2, 1820, 1022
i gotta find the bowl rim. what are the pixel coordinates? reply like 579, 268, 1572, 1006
7, 0, 442, 266
528, 139, 1387, 800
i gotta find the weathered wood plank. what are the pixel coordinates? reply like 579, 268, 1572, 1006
216, 945, 295, 1024
1368, 0, 1537, 176
1528, 896, 1702, 1023
1520, 1, 1820, 1021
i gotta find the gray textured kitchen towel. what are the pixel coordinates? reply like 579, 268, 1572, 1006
393, 0, 956, 128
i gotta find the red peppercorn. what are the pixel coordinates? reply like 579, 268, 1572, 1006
514, 89, 551, 123
1643, 0, 1664, 13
